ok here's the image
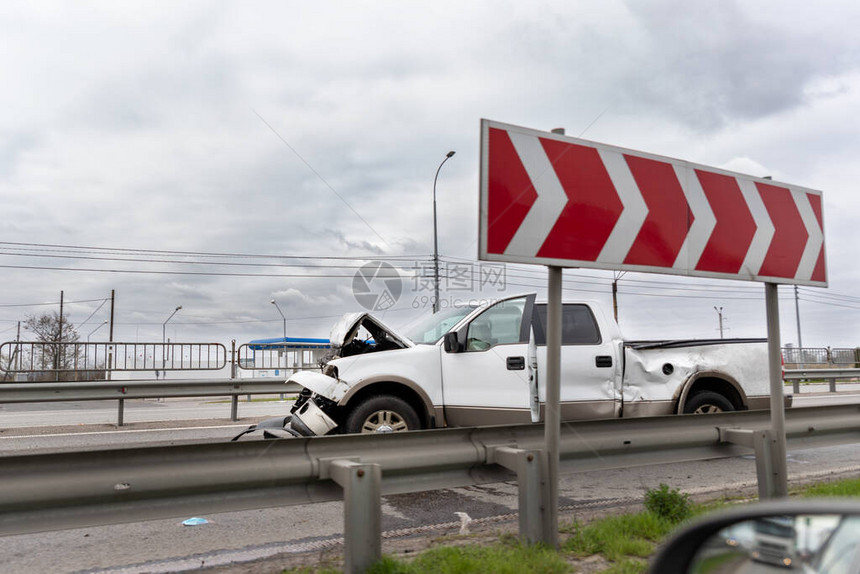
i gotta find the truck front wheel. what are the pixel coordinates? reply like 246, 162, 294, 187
683, 391, 734, 414
345, 395, 421, 434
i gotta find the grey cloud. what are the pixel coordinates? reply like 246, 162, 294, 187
327, 229, 385, 255
619, 1, 860, 129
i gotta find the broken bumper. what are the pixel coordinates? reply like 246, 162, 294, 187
290, 397, 338, 436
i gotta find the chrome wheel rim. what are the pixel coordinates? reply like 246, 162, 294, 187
693, 404, 723, 414
361, 410, 409, 433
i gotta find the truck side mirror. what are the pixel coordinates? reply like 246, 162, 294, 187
443, 331, 461, 353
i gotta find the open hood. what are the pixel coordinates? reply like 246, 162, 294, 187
329, 312, 414, 358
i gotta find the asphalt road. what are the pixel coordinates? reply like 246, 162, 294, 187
0, 396, 290, 429
1, 389, 859, 573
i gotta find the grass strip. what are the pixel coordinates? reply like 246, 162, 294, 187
799, 476, 860, 497
561, 512, 675, 561
366, 538, 571, 574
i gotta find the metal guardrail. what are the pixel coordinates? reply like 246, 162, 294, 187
784, 368, 860, 393
784, 368, 860, 380
1, 369, 858, 427
0, 341, 227, 377
0, 378, 301, 426
0, 378, 301, 403
0, 404, 859, 571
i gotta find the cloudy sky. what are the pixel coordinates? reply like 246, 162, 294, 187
1, 0, 859, 351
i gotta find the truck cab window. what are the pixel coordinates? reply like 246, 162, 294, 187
465, 298, 526, 351
532, 304, 602, 346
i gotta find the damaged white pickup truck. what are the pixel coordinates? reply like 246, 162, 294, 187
248, 293, 785, 438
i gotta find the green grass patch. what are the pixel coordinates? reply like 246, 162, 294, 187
562, 512, 676, 561
643, 483, 692, 522
365, 539, 571, 574
799, 476, 860, 497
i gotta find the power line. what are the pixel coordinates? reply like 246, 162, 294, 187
798, 287, 860, 303
0, 263, 397, 278
799, 295, 860, 311
77, 298, 110, 328
0, 250, 425, 270
0, 241, 418, 261
1, 242, 856, 312
252, 109, 391, 249
0, 298, 107, 308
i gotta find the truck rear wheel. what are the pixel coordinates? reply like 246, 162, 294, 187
345, 395, 420, 434
684, 391, 734, 414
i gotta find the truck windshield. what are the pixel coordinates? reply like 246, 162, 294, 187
754, 517, 796, 539
401, 305, 477, 344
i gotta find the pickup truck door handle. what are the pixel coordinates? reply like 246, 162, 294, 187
595, 355, 613, 368
506, 356, 526, 370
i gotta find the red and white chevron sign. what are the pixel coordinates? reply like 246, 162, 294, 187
479, 120, 827, 286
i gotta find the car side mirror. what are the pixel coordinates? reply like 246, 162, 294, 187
443, 331, 461, 353
649, 500, 860, 573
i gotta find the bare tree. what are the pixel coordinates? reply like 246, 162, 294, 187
0, 349, 13, 381
24, 312, 82, 380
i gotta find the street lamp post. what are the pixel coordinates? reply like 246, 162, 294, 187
271, 299, 288, 392
432, 151, 456, 314
85, 320, 109, 371
271, 299, 287, 341
162, 306, 182, 368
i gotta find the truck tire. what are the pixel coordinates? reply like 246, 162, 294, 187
683, 391, 734, 414
345, 395, 420, 434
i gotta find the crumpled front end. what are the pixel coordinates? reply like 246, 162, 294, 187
284, 311, 417, 436
286, 370, 348, 436
290, 396, 338, 436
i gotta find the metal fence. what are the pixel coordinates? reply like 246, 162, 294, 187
0, 341, 227, 380
5, 341, 858, 376
782, 346, 860, 367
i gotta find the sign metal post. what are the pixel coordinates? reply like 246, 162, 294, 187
765, 283, 789, 497
543, 265, 562, 546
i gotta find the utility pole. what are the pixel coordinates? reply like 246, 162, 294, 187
794, 285, 802, 350
15, 320, 21, 372
714, 306, 725, 339
57, 290, 64, 381
611, 271, 625, 323
107, 289, 115, 380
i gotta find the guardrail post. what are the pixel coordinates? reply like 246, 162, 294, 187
829, 378, 836, 393
117, 398, 125, 427
230, 395, 239, 421
488, 445, 547, 544
752, 429, 780, 499
719, 427, 781, 499
792, 379, 800, 394
230, 340, 237, 379
320, 458, 381, 574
